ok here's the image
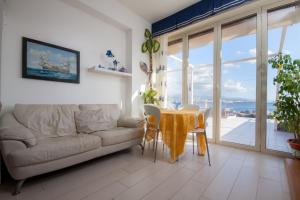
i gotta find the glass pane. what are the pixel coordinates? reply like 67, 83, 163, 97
220, 16, 257, 146
266, 5, 300, 153
167, 40, 183, 109
222, 18, 256, 61
188, 30, 214, 139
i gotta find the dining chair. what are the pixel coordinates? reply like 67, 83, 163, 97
143, 104, 161, 162
190, 108, 211, 166
180, 104, 200, 154
179, 104, 200, 111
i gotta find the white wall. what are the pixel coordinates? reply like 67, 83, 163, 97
75, 0, 150, 116
1, 0, 149, 116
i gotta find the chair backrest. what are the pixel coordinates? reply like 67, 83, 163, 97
179, 104, 200, 111
179, 104, 200, 128
203, 108, 211, 127
144, 104, 161, 128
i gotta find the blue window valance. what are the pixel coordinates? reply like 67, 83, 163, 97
152, 0, 251, 37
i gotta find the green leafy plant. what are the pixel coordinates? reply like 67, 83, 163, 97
268, 53, 300, 139
142, 88, 160, 105
141, 29, 160, 89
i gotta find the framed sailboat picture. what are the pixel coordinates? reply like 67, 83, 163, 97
22, 37, 80, 83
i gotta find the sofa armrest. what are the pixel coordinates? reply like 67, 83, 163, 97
0, 113, 36, 147
117, 117, 145, 128
0, 140, 27, 158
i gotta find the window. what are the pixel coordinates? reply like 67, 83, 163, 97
166, 39, 183, 109
188, 29, 214, 139
266, 5, 300, 152
162, 1, 299, 155
220, 16, 257, 146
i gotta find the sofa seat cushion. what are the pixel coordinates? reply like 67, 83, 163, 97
92, 127, 144, 146
7, 134, 101, 167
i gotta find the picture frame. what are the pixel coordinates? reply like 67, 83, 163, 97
22, 37, 80, 83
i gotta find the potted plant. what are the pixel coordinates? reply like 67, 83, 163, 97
142, 88, 160, 105
140, 28, 161, 105
268, 53, 300, 154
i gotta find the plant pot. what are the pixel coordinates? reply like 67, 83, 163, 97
287, 139, 300, 151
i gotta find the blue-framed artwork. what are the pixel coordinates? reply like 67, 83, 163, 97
22, 37, 80, 83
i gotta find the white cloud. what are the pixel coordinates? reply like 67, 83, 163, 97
223, 63, 240, 69
249, 48, 256, 56
282, 49, 291, 54
246, 59, 256, 64
193, 83, 213, 91
224, 80, 247, 93
236, 50, 245, 55
268, 50, 274, 55
56, 53, 76, 64
250, 49, 274, 56
29, 49, 49, 57
223, 69, 228, 74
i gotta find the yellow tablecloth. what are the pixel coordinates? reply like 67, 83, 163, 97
146, 110, 206, 161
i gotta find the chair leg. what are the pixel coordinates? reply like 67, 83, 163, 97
196, 133, 200, 155
152, 138, 155, 151
142, 133, 147, 156
154, 130, 159, 163
162, 134, 165, 153
192, 133, 195, 155
139, 143, 145, 156
204, 131, 211, 166
12, 179, 26, 195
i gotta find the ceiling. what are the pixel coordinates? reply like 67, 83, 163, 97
117, 0, 200, 23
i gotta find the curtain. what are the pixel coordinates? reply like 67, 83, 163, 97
153, 35, 168, 108
152, 0, 250, 37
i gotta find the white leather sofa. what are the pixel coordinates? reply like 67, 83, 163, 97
0, 104, 144, 195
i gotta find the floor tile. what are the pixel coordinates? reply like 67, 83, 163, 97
0, 144, 290, 200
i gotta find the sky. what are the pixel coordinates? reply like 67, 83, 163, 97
167, 15, 300, 103
27, 42, 77, 73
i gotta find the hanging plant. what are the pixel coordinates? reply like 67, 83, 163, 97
141, 29, 160, 89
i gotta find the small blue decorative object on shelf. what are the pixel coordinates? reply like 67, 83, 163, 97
106, 50, 114, 58
113, 60, 119, 67
118, 66, 128, 73
106, 50, 119, 71
97, 64, 105, 69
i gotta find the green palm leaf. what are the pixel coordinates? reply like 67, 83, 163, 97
141, 42, 148, 53
153, 40, 160, 53
144, 29, 152, 38
146, 39, 153, 53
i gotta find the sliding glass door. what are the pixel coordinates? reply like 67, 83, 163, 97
164, 0, 299, 155
219, 16, 257, 147
166, 39, 183, 109
265, 4, 300, 153
188, 29, 214, 140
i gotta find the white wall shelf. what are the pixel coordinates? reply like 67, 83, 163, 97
88, 67, 132, 78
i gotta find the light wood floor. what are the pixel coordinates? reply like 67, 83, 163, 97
0, 143, 290, 200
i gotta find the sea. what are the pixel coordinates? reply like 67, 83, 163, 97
221, 101, 275, 113
27, 68, 77, 80
170, 99, 275, 113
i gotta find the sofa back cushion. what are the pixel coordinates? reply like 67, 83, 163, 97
13, 104, 79, 139
75, 109, 115, 133
78, 104, 120, 131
